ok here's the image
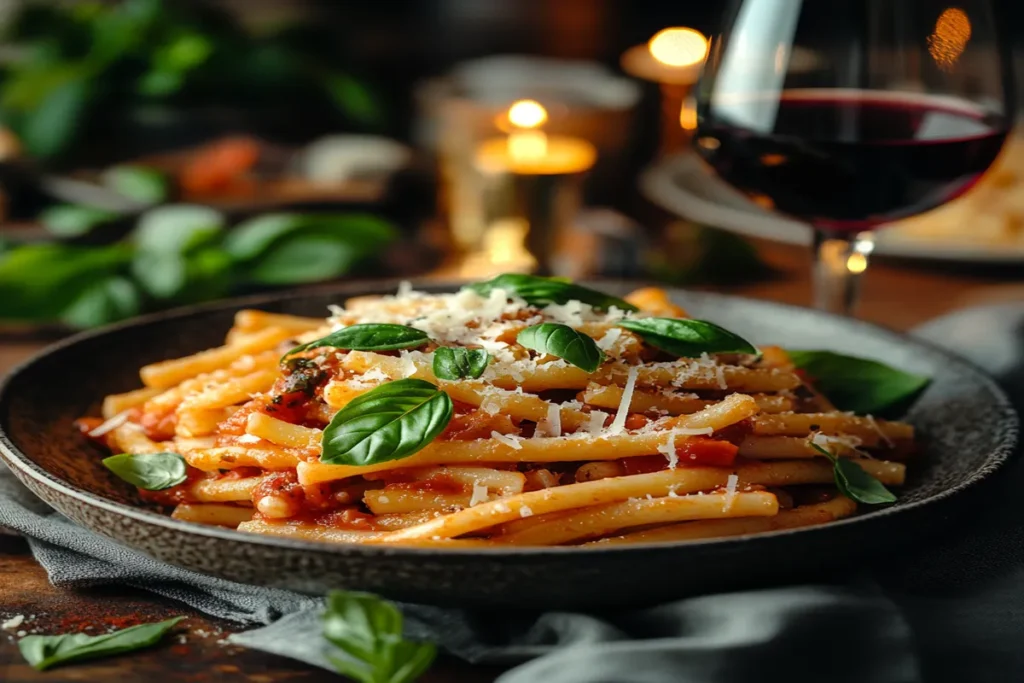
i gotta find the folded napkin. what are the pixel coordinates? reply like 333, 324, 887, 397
1, 302, 1022, 683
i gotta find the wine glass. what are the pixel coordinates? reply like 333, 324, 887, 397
693, 0, 1015, 315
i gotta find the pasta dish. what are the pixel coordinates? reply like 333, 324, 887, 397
78, 276, 921, 548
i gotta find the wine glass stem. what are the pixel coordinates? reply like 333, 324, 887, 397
811, 229, 876, 316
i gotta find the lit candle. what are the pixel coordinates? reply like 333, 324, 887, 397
476, 100, 596, 175
620, 27, 709, 85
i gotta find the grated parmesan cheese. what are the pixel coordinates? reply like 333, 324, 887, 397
864, 414, 894, 447
399, 351, 418, 378
87, 411, 131, 438
519, 504, 534, 518
587, 410, 610, 435
606, 365, 640, 436
536, 403, 562, 438
469, 483, 489, 506
491, 431, 523, 450
2, 615, 25, 630
723, 474, 739, 512
494, 502, 512, 513
236, 434, 262, 444
658, 433, 678, 469
596, 328, 623, 352
715, 364, 727, 390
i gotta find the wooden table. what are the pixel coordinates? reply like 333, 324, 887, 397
1, 240, 1021, 682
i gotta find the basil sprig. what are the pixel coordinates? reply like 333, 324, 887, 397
617, 318, 757, 357
809, 441, 897, 505
517, 323, 605, 372
285, 323, 429, 360
19, 617, 183, 671
432, 347, 490, 380
321, 379, 453, 466
102, 452, 187, 491
789, 350, 930, 416
465, 273, 638, 312
324, 591, 436, 683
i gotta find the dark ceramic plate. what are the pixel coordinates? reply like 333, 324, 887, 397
0, 282, 1018, 608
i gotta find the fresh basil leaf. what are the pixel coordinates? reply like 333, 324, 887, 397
432, 347, 490, 380
517, 323, 604, 372
465, 274, 638, 312
59, 275, 140, 328
286, 324, 429, 359
0, 243, 132, 321
102, 452, 187, 490
248, 235, 357, 285
321, 379, 453, 466
19, 617, 183, 671
808, 442, 897, 505
324, 73, 381, 125
617, 318, 757, 357
101, 165, 168, 205
788, 350, 930, 416
224, 213, 395, 262
40, 204, 120, 236
133, 204, 224, 255
324, 591, 436, 683
130, 250, 187, 299
20, 73, 89, 158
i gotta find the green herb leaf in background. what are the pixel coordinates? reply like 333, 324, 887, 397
287, 324, 429, 360
19, 74, 90, 159
101, 165, 168, 204
323, 591, 436, 683
248, 235, 358, 285
132, 204, 224, 254
432, 347, 490, 380
19, 617, 184, 671
617, 318, 757, 358
102, 452, 188, 490
321, 379, 453, 466
60, 275, 140, 329
808, 441, 897, 505
225, 213, 395, 264
466, 274, 638, 312
39, 205, 120, 237
323, 74, 381, 126
788, 350, 930, 416
517, 323, 605, 372
0, 243, 132, 320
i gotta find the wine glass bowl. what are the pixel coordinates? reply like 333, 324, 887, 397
693, 0, 1015, 314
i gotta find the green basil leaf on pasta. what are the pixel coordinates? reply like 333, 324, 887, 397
321, 379, 453, 466
465, 273, 638, 312
285, 324, 429, 360
323, 591, 436, 683
809, 442, 897, 505
617, 318, 757, 357
432, 347, 490, 380
517, 323, 604, 372
102, 452, 187, 490
19, 617, 183, 671
788, 350, 930, 416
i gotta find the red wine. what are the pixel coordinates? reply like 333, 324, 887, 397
694, 90, 1009, 232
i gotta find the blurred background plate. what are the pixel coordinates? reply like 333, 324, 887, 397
641, 150, 1024, 264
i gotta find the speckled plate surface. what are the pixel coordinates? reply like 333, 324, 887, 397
0, 282, 1018, 608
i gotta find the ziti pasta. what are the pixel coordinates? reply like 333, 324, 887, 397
78, 275, 926, 547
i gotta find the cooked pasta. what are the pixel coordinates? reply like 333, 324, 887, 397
77, 277, 920, 547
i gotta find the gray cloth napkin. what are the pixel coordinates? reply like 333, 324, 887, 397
1, 302, 1021, 683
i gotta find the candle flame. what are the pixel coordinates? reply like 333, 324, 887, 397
508, 100, 548, 129
648, 28, 708, 67
928, 7, 971, 71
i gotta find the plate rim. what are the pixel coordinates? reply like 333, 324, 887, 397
0, 279, 1019, 559
640, 152, 1024, 264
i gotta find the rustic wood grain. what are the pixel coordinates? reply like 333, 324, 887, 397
0, 243, 1020, 681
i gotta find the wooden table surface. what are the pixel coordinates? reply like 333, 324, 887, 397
1, 239, 1021, 682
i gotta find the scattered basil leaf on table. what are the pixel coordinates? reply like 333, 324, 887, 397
285, 324, 430, 360
321, 379, 453, 466
517, 323, 605, 373
465, 274, 638, 312
788, 350, 930, 416
432, 347, 490, 380
808, 442, 897, 505
19, 617, 183, 671
323, 591, 436, 683
102, 452, 188, 490
617, 318, 757, 357
101, 165, 168, 204
39, 205, 120, 237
